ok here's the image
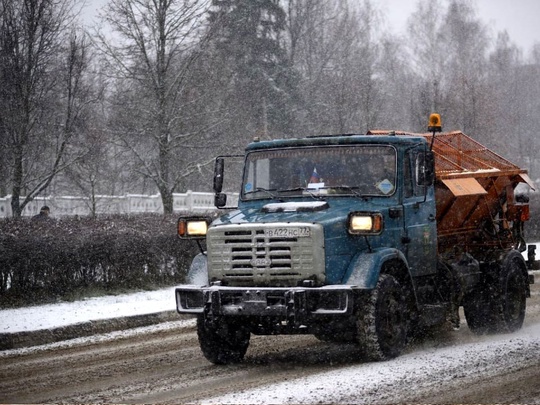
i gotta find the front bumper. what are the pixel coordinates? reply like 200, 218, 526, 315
176, 285, 357, 322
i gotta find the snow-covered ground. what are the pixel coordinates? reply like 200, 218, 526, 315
0, 287, 177, 333
202, 323, 540, 404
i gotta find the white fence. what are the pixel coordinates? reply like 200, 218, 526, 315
0, 191, 238, 218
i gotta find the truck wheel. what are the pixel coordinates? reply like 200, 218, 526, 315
464, 256, 527, 334
314, 327, 356, 343
357, 274, 408, 361
493, 257, 527, 332
196, 316, 250, 365
463, 289, 491, 335
463, 288, 493, 334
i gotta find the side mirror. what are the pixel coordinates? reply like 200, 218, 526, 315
416, 151, 435, 186
213, 157, 224, 193
212, 154, 243, 208
214, 192, 227, 208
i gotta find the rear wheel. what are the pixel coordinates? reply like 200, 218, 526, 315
464, 254, 527, 334
493, 256, 527, 332
357, 274, 408, 361
463, 287, 494, 334
197, 315, 250, 364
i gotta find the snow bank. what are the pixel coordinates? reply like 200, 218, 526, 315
0, 287, 177, 333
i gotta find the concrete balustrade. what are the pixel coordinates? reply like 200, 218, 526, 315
0, 191, 238, 218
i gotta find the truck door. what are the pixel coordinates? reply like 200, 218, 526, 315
401, 150, 438, 276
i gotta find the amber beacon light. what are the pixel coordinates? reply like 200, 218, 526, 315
428, 113, 442, 132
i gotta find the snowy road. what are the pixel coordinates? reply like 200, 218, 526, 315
206, 323, 540, 404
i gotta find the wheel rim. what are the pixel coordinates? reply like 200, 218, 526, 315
378, 290, 405, 349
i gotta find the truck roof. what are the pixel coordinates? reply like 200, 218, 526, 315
245, 133, 427, 151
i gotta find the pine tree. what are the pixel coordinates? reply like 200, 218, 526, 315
209, 0, 297, 138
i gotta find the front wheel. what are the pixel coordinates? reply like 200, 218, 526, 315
357, 274, 408, 361
197, 315, 250, 364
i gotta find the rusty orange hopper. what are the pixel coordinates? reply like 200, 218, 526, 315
424, 131, 533, 256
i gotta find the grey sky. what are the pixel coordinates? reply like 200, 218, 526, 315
82, 0, 540, 53
381, 0, 540, 53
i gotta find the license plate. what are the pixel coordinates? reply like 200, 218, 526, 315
251, 258, 272, 267
264, 227, 311, 238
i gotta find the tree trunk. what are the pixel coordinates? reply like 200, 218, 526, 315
160, 186, 174, 215
11, 146, 24, 218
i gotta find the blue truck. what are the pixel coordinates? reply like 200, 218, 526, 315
176, 116, 536, 364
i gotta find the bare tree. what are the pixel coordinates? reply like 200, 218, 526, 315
284, 1, 342, 134
525, 44, 540, 179
441, 0, 490, 138
94, 0, 211, 214
0, 0, 90, 217
285, 0, 383, 134
493, 41, 540, 177
483, 31, 524, 158
406, 0, 491, 137
376, 35, 415, 131
406, 0, 448, 129
63, 105, 116, 217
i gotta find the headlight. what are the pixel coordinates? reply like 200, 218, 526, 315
348, 212, 383, 235
178, 217, 209, 239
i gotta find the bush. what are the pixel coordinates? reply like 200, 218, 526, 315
0, 214, 202, 308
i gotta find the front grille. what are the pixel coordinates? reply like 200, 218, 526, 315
207, 223, 325, 286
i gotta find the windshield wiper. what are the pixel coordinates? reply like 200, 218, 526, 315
276, 187, 325, 200
244, 187, 283, 201
321, 185, 369, 199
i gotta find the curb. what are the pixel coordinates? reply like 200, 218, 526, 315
0, 310, 181, 351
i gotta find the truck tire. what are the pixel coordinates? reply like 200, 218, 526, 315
464, 255, 527, 334
463, 287, 494, 334
356, 274, 408, 361
498, 259, 527, 332
196, 315, 250, 365
313, 327, 356, 343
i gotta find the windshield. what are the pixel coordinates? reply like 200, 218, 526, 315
242, 145, 397, 200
